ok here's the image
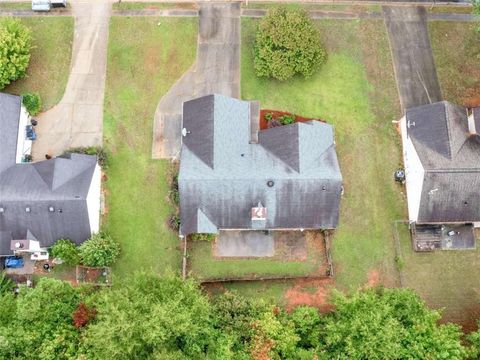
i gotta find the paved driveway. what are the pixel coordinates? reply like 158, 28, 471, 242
32, 0, 112, 159
152, 2, 241, 159
383, 6, 442, 110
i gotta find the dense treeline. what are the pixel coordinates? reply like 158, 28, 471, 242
0, 272, 479, 360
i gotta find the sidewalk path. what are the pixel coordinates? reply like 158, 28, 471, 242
152, 2, 240, 159
383, 6, 442, 110
32, 0, 112, 159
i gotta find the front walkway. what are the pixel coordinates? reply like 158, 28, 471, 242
152, 2, 241, 159
32, 0, 112, 159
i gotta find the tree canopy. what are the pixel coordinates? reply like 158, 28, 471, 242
0, 17, 32, 89
253, 7, 327, 81
0, 273, 477, 359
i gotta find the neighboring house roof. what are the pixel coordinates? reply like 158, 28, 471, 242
405, 101, 480, 223
0, 153, 97, 252
0, 93, 22, 174
179, 94, 343, 235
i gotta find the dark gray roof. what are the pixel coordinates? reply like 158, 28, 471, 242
0, 154, 97, 251
0, 231, 12, 256
179, 94, 343, 235
406, 101, 480, 223
0, 93, 21, 174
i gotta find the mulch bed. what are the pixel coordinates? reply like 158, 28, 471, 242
259, 109, 326, 130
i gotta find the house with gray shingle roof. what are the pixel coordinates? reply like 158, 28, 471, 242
0, 93, 101, 257
178, 94, 343, 236
400, 101, 480, 250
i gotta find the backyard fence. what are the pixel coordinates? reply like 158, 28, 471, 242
76, 265, 112, 286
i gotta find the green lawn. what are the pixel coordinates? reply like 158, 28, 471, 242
241, 19, 403, 293
396, 224, 480, 332
0, 2, 30, 10
4, 17, 73, 111
429, 21, 480, 106
188, 232, 325, 281
103, 17, 197, 277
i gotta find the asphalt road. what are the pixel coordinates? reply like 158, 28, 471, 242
383, 6, 443, 110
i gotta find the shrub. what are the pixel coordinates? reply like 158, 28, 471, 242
169, 173, 179, 206
21, 92, 41, 115
79, 232, 120, 267
254, 7, 327, 81
50, 238, 80, 266
264, 112, 273, 121
0, 18, 32, 89
0, 272, 14, 295
279, 114, 295, 125
168, 214, 180, 231
63, 146, 109, 169
190, 233, 216, 241
72, 303, 96, 328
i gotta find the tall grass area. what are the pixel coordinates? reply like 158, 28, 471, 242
103, 17, 197, 277
5, 17, 73, 111
241, 19, 403, 292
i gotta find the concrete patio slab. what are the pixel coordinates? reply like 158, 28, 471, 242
215, 231, 274, 257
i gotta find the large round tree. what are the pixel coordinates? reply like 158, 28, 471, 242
254, 7, 327, 81
0, 18, 32, 89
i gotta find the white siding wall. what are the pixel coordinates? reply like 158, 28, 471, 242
86, 163, 101, 234
400, 116, 425, 222
15, 105, 32, 163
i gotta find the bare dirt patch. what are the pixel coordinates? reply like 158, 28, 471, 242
284, 278, 335, 312
367, 268, 380, 287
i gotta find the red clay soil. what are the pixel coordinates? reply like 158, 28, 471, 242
284, 278, 335, 313
259, 109, 326, 130
366, 269, 380, 288
464, 95, 480, 109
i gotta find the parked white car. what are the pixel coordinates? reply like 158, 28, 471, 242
32, 0, 67, 11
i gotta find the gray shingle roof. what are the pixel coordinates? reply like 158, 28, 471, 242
0, 154, 97, 253
0, 93, 21, 174
405, 101, 480, 223
179, 94, 343, 235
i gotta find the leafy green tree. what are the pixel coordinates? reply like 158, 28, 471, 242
22, 92, 42, 115
0, 278, 84, 360
254, 7, 327, 81
319, 287, 467, 360
79, 232, 120, 267
82, 272, 217, 359
0, 18, 32, 89
50, 238, 80, 266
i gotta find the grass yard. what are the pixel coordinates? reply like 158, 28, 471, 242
0, 2, 30, 10
103, 17, 197, 277
241, 18, 403, 296
188, 231, 326, 281
429, 21, 480, 106
4, 17, 73, 111
396, 224, 480, 332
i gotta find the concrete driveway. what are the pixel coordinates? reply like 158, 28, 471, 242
152, 2, 241, 159
32, 0, 112, 159
383, 6, 442, 110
